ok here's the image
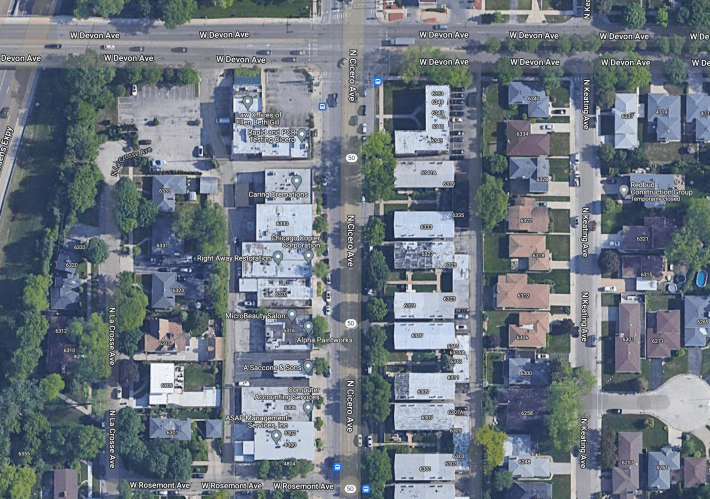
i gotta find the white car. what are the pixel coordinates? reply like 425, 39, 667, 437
197, 145, 204, 158
151, 159, 166, 168
367, 435, 373, 447
451, 117, 463, 123
238, 381, 251, 387
603, 286, 617, 292
325, 305, 331, 316
609, 241, 621, 247
131, 85, 138, 96
357, 434, 363, 446
325, 291, 331, 303
101, 45, 115, 50
540, 124, 553, 130
455, 324, 468, 331
536, 353, 550, 360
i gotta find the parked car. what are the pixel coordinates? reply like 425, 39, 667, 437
325, 291, 331, 302
456, 313, 469, 319
455, 324, 468, 331
451, 130, 463, 136
607, 409, 622, 414
450, 105, 464, 111
45, 43, 62, 49
242, 301, 254, 307
450, 111, 464, 117
451, 137, 463, 142
131, 85, 138, 96
552, 109, 567, 115
257, 50, 272, 55
131, 46, 146, 52
197, 145, 204, 158
536, 353, 550, 360
450, 99, 464, 105
588, 335, 597, 347
325, 305, 331, 316
238, 381, 251, 387
572, 216, 580, 227
452, 149, 464, 155
0, 107, 8, 119
540, 124, 554, 130
367, 435, 373, 447
325, 275, 331, 285
361, 123, 367, 134
151, 159, 166, 168
451, 118, 463, 123
603, 286, 617, 292
609, 241, 620, 247
357, 434, 363, 446
589, 220, 597, 231
607, 178, 618, 184
175, 47, 188, 52
138, 139, 151, 145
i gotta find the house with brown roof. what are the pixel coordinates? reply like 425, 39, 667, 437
144, 318, 190, 354
207, 336, 223, 361
508, 198, 550, 233
612, 432, 642, 499
684, 457, 707, 488
509, 312, 549, 348
46, 316, 78, 375
616, 303, 642, 373
646, 310, 681, 359
620, 217, 677, 253
509, 234, 551, 272
54, 469, 78, 499
506, 121, 551, 157
494, 274, 550, 310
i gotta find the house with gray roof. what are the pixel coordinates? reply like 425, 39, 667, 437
152, 272, 180, 309
508, 82, 550, 118
647, 94, 681, 143
204, 419, 222, 439
614, 93, 639, 150
152, 176, 187, 212
508, 454, 551, 478
199, 177, 219, 195
629, 173, 684, 209
506, 482, 552, 499
149, 418, 192, 441
648, 446, 680, 490
506, 357, 550, 386
686, 93, 710, 143
684, 295, 710, 347
509, 157, 550, 193
151, 219, 183, 256
51, 276, 81, 311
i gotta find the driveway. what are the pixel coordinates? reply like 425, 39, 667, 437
688, 347, 702, 377
649, 358, 663, 391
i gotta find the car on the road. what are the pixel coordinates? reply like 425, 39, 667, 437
607, 409, 623, 414
540, 124, 554, 130
573, 152, 580, 165
291, 49, 306, 55
174, 47, 188, 53
155, 491, 168, 496
321, 174, 328, 187
197, 145, 204, 158
151, 159, 166, 168
572, 216, 580, 228
325, 305, 331, 316
451, 130, 463, 136
552, 109, 567, 115
131, 46, 146, 52
325, 291, 331, 302
536, 353, 550, 360
257, 50, 272, 55
367, 435, 373, 447
45, 43, 62, 49
456, 313, 469, 319
337, 57, 346, 68
455, 324, 468, 331
608, 241, 620, 247
157, 267, 170, 272
433, 24, 448, 30
100, 45, 115, 50
0, 107, 9, 119
537, 201, 548, 207
283, 56, 297, 62
357, 434, 363, 446
451, 118, 463, 123
131, 85, 138, 96
452, 149, 464, 155
329, 93, 338, 107
360, 105, 367, 116
138, 139, 151, 145
603, 286, 617, 292
588, 335, 597, 347
238, 381, 250, 387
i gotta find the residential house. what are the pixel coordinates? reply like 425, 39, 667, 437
508, 312, 549, 349
152, 175, 187, 212
54, 469, 78, 499
648, 447, 681, 490
506, 121, 550, 157
621, 255, 666, 290
508, 454, 551, 479
647, 94, 681, 143
506, 357, 551, 386
629, 173, 685, 209
684, 457, 707, 488
612, 432, 642, 499
151, 272, 180, 309
144, 318, 190, 354
507, 197, 549, 233
508, 82, 550, 118
47, 316, 77, 375
394, 86, 450, 157
151, 218, 183, 257
614, 93, 639, 150
620, 217, 677, 253
508, 234, 551, 272
686, 93, 710, 143
506, 482, 552, 499
149, 418, 192, 441
616, 303, 642, 373
509, 157, 550, 194
684, 296, 710, 347
494, 274, 550, 310
646, 310, 681, 358
204, 419, 223, 439
51, 239, 82, 311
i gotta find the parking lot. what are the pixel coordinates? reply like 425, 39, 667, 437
263, 68, 313, 128
118, 84, 210, 171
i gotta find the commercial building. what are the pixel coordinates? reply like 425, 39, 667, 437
395, 86, 450, 156
614, 93, 640, 150
394, 373, 456, 400
394, 454, 456, 481
394, 292, 457, 319
263, 169, 312, 204
628, 173, 685, 209
255, 204, 313, 242
394, 161, 455, 189
265, 318, 312, 351
149, 363, 220, 407
394, 403, 456, 431
394, 484, 459, 499
241, 242, 313, 279
394, 211, 455, 239
394, 241, 456, 269
393, 322, 457, 350
647, 94, 681, 143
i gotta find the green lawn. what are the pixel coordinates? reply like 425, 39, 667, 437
601, 195, 653, 234
485, 351, 506, 385
546, 332, 571, 354
485, 311, 515, 348
549, 82, 571, 108
537, 474, 571, 499
547, 234, 570, 261
549, 209, 570, 233
412, 284, 437, 292
602, 414, 669, 452
383, 82, 425, 116
527, 269, 570, 294
196, 0, 311, 18
550, 132, 570, 156
412, 272, 437, 281
646, 294, 683, 312
663, 351, 688, 382
482, 84, 517, 157
702, 349, 710, 378
601, 293, 620, 307
184, 364, 220, 391
549, 158, 569, 183
486, 0, 510, 8
383, 203, 409, 214
483, 232, 510, 273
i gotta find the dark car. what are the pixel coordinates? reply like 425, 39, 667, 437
257, 50, 272, 55
450, 105, 464, 111
291, 50, 305, 55
192, 473, 205, 479
452, 150, 464, 155
450, 111, 464, 117
138, 139, 152, 145
588, 335, 597, 347
45, 43, 62, 49
0, 107, 8, 119
173, 47, 188, 53
451, 130, 463, 136
450, 99, 464, 105
451, 137, 463, 142
157, 267, 170, 272
607, 409, 622, 414
452, 87, 466, 92
131, 46, 146, 52
283, 56, 297, 62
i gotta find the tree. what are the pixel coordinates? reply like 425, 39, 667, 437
361, 131, 396, 202
120, 359, 140, 386
624, 3, 646, 28
541, 66, 564, 95
312, 316, 329, 337
115, 273, 148, 333
657, 5, 669, 26
137, 198, 159, 228
596, 0, 612, 13
314, 357, 329, 376
558, 34, 571, 54
119, 329, 143, 357
114, 177, 141, 234
159, 0, 198, 29
40, 374, 65, 401
546, 362, 595, 451
68, 313, 111, 382
493, 57, 522, 86
364, 325, 389, 367
86, 237, 109, 265
475, 425, 507, 472
366, 297, 388, 322
313, 216, 328, 233
185, 309, 210, 335
361, 373, 391, 424
484, 154, 507, 175
657, 37, 671, 54
165, 447, 192, 482
74, 0, 125, 18
367, 249, 389, 290
22, 274, 51, 313
9, 311, 49, 380
68, 163, 103, 214
484, 334, 500, 348
364, 216, 385, 247
556, 318, 575, 336
400, 45, 472, 88
315, 417, 324, 430
598, 249, 620, 275
664, 56, 688, 85
0, 465, 36, 499
688, 0, 710, 27
636, 376, 649, 393
600, 426, 617, 469
493, 469, 514, 491
492, 11, 504, 23
485, 37, 501, 53
173, 201, 228, 255
314, 261, 329, 280
362, 450, 391, 499
476, 174, 509, 232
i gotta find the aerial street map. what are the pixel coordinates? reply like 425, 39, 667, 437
6, 0, 710, 498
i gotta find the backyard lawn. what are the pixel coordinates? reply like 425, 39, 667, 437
550, 209, 570, 233
482, 84, 517, 157
184, 364, 221, 391
485, 311, 515, 348
646, 294, 683, 312
603, 414, 668, 452
483, 232, 509, 273
601, 195, 653, 234
547, 234, 570, 261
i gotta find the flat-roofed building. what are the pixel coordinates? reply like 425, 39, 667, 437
256, 204, 313, 242
263, 169, 312, 203
256, 278, 311, 308
394, 484, 457, 499
394, 161, 455, 189
395, 86, 450, 156
394, 454, 456, 481
394, 403, 455, 431
394, 292, 456, 319
241, 242, 313, 279
394, 373, 456, 400
394, 322, 457, 350
149, 363, 220, 407
394, 241, 456, 269
394, 211, 455, 239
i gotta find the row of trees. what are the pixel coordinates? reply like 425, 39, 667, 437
611, 0, 710, 29
116, 272, 149, 357
74, 0, 198, 28
256, 460, 314, 479
114, 177, 159, 234
484, 32, 602, 55
401, 45, 473, 88
593, 52, 652, 110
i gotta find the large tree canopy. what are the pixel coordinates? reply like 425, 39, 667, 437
361, 131, 396, 202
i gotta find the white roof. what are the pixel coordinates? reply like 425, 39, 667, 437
149, 363, 220, 407
251, 421, 315, 460
394, 161, 455, 189
394, 211, 455, 239
394, 323, 457, 350
394, 373, 456, 400
256, 278, 312, 307
394, 454, 456, 481
453, 254, 470, 303
394, 403, 456, 431
241, 386, 313, 421
241, 242, 313, 279
395, 86, 450, 156
452, 334, 470, 383
256, 204, 313, 242
149, 363, 175, 404
395, 483, 457, 499
614, 93, 639, 150
394, 292, 457, 319
272, 360, 311, 378
264, 169, 312, 204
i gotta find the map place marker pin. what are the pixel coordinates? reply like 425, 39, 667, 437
291, 175, 302, 190
303, 249, 314, 264
303, 402, 313, 415
618, 184, 629, 198
287, 309, 297, 322
243, 96, 253, 110
303, 360, 314, 375
296, 128, 308, 142
303, 320, 314, 333
272, 251, 283, 265
271, 430, 282, 444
